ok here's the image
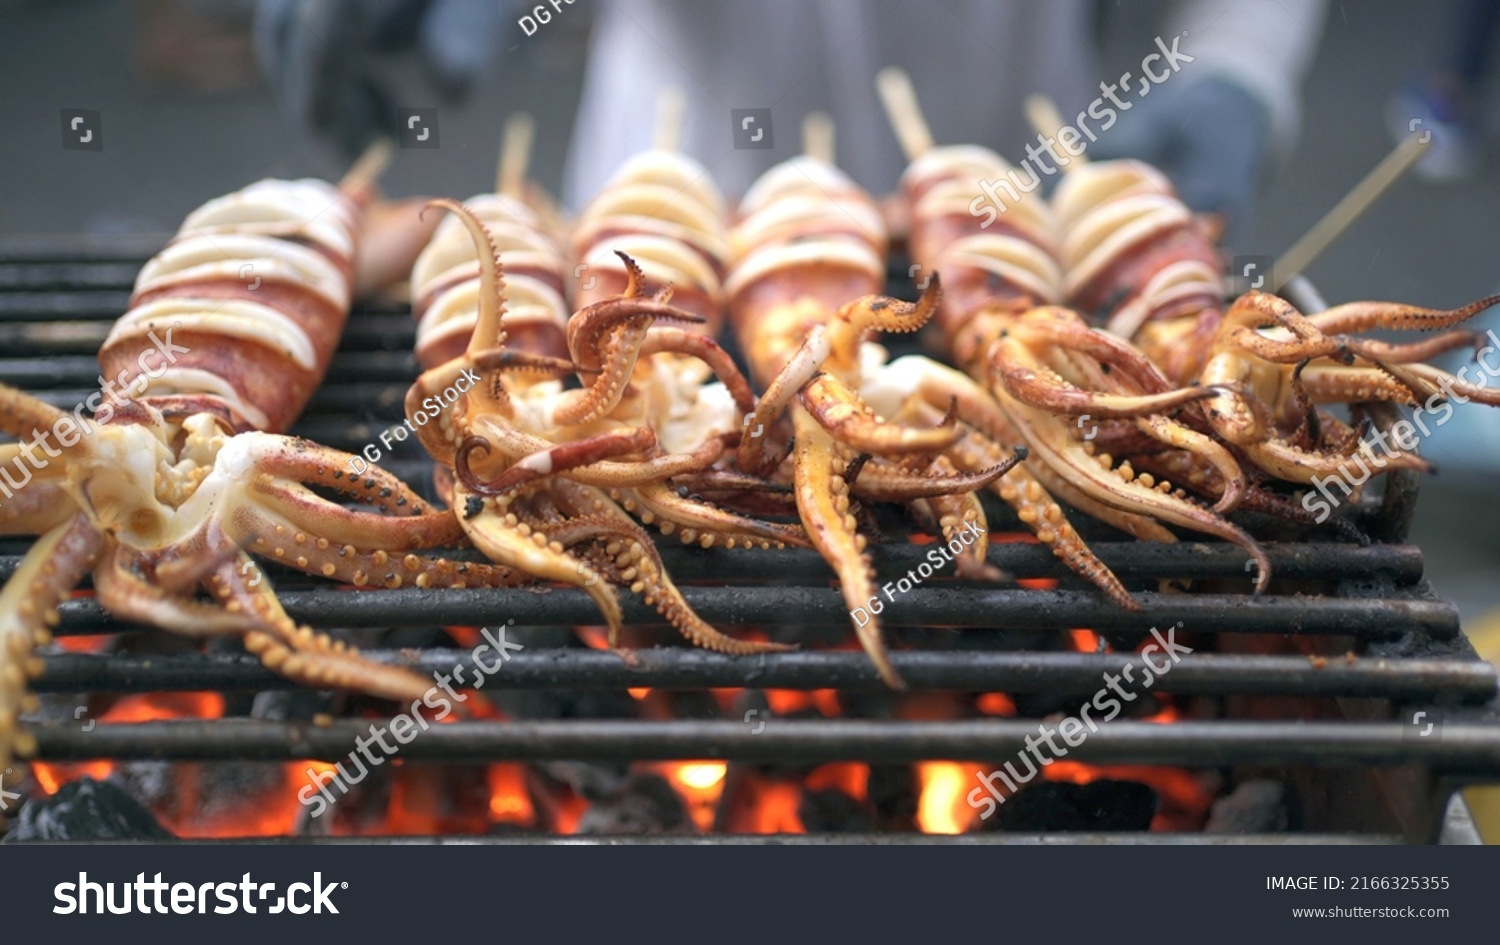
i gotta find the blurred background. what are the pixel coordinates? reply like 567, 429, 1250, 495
0, 0, 1496, 629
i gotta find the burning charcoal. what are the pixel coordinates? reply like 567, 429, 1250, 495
984, 779, 1157, 832
294, 769, 395, 837
113, 760, 175, 811
6, 776, 171, 841
112, 758, 291, 832
867, 765, 918, 829
505, 625, 587, 649
799, 788, 875, 832
195, 763, 290, 823
1204, 779, 1291, 834
536, 760, 630, 801
1012, 690, 1163, 721
252, 689, 333, 721
575, 773, 689, 835
497, 684, 637, 722
950, 629, 1058, 653
840, 688, 898, 719
669, 689, 724, 720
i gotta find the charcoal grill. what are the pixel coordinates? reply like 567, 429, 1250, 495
3, 234, 1498, 844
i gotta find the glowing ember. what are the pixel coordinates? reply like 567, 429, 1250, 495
576, 626, 611, 650
655, 761, 728, 831
444, 626, 483, 648
29, 760, 109, 795
976, 692, 1016, 716
677, 762, 727, 791
487, 764, 535, 825
745, 780, 804, 834
1070, 629, 1101, 652
805, 763, 868, 801
763, 689, 841, 717
916, 761, 973, 834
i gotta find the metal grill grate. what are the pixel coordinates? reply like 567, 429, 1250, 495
2, 235, 1498, 843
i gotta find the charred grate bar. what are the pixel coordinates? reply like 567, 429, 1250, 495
37, 587, 1461, 638
0, 539, 1435, 584
33, 650, 1497, 699
29, 719, 1500, 769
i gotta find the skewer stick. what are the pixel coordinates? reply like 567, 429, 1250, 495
875, 67, 934, 161
1023, 94, 1087, 169
653, 85, 686, 152
338, 138, 394, 196
1271, 133, 1432, 291
496, 112, 536, 197
802, 111, 835, 164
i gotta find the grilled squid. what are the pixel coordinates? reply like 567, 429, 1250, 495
412, 192, 571, 365
727, 154, 1024, 689
874, 81, 1274, 598
1053, 158, 1500, 494
401, 150, 801, 658
0, 169, 523, 773
571, 150, 728, 336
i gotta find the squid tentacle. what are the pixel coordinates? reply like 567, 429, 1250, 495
792, 407, 902, 688
0, 512, 100, 769
800, 373, 962, 456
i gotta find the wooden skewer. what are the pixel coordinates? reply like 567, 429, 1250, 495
496, 112, 536, 197
338, 138, 394, 196
1271, 133, 1432, 291
875, 67, 934, 162
1023, 94, 1087, 170
802, 111, 835, 164
653, 85, 686, 152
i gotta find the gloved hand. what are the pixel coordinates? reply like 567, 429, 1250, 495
254, 0, 505, 159
1091, 75, 1271, 245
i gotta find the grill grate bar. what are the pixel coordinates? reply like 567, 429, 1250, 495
0, 542, 1428, 586
0, 352, 421, 387
30, 719, 1500, 768
35, 649, 1497, 699
45, 585, 1459, 638
0, 233, 168, 264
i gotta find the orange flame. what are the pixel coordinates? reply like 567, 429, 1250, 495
487, 763, 535, 826
917, 762, 973, 834
656, 761, 727, 831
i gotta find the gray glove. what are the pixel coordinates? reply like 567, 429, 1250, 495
1091, 75, 1271, 245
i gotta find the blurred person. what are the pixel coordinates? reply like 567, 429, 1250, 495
562, 0, 1327, 241
253, 0, 516, 290
133, 0, 261, 94
1389, 2, 1500, 472
254, 0, 1327, 241
254, 0, 506, 158
1388, 0, 1499, 181
1421, 278, 1500, 474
